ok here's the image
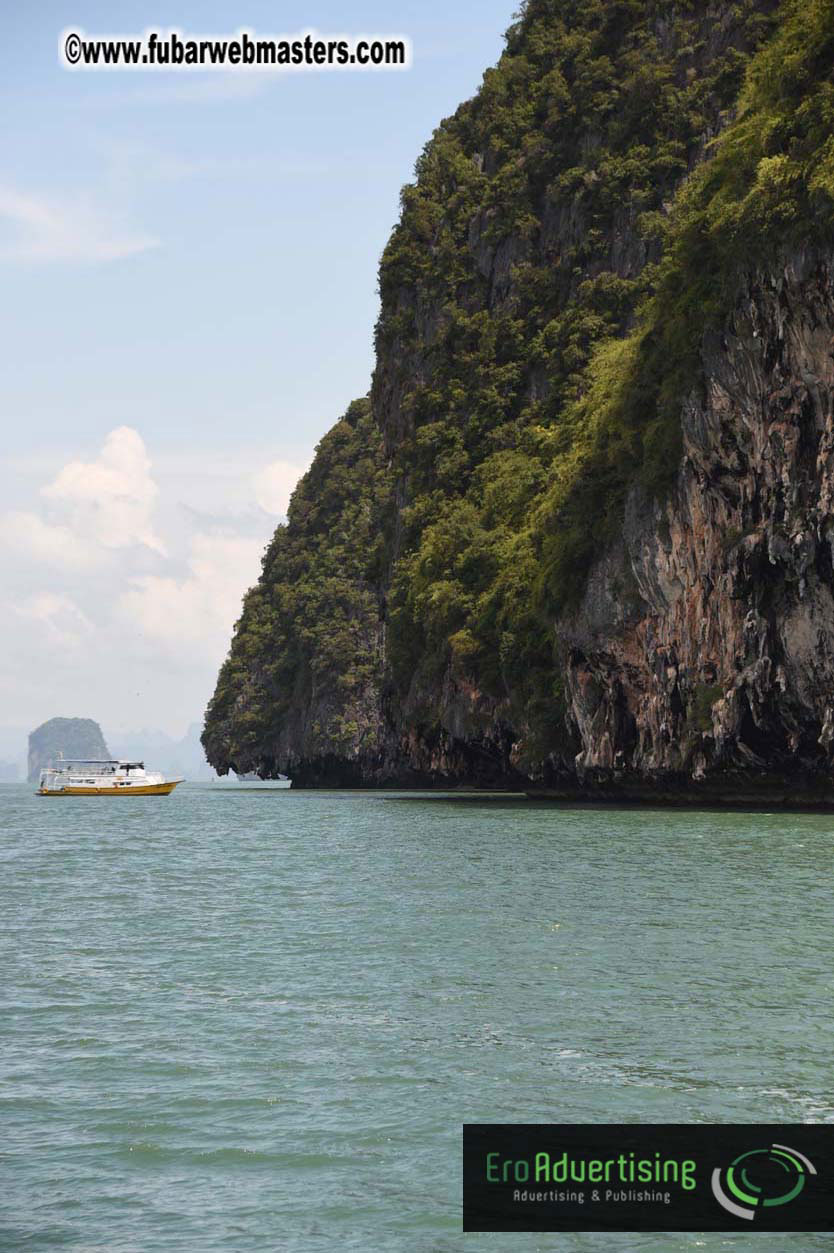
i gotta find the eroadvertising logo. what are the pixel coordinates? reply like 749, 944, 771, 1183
462, 1125, 834, 1232
711, 1142, 816, 1220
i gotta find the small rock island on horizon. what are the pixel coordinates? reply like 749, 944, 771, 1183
27, 718, 111, 783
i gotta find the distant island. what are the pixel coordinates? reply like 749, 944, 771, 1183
28, 718, 110, 783
107, 723, 215, 782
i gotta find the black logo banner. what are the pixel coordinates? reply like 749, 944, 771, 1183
463, 1124, 834, 1231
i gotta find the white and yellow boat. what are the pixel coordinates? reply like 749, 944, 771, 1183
37, 759, 183, 796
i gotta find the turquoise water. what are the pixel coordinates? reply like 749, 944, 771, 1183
1, 782, 832, 1251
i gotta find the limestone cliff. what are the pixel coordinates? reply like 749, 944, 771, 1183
562, 248, 834, 801
28, 718, 111, 783
204, 0, 834, 800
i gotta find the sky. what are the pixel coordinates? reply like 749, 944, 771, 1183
0, 0, 515, 756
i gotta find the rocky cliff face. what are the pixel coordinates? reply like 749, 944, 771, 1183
204, 0, 834, 799
28, 718, 111, 783
562, 248, 834, 799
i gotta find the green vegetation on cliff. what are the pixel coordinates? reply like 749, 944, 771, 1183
204, 0, 834, 780
380, 0, 776, 750
203, 400, 390, 774
535, 0, 834, 617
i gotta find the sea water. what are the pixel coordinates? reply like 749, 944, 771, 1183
1, 783, 831, 1251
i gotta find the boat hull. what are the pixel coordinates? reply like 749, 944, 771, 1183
37, 780, 182, 796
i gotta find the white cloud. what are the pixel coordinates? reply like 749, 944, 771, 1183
0, 510, 102, 569
0, 184, 158, 263
253, 457, 305, 515
118, 533, 265, 662
15, 593, 93, 647
0, 427, 282, 736
0, 427, 163, 572
42, 426, 166, 554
